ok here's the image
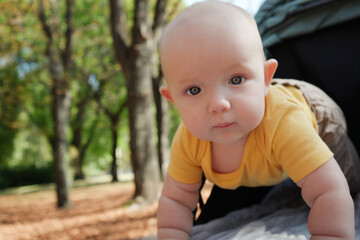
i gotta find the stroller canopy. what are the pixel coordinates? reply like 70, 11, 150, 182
255, 0, 360, 48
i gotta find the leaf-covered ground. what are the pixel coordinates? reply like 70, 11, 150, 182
0, 181, 158, 240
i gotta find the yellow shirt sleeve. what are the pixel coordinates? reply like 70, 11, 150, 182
264, 87, 334, 183
167, 124, 204, 184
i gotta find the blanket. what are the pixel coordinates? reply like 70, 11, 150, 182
191, 180, 360, 240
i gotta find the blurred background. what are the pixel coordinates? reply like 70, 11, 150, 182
0, 0, 264, 206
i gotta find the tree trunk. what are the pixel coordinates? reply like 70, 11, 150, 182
47, 40, 71, 208
73, 153, 84, 180
109, 0, 168, 203
72, 113, 99, 180
99, 97, 127, 183
111, 117, 119, 182
125, 47, 161, 203
71, 87, 91, 180
52, 83, 71, 207
38, 0, 74, 208
72, 130, 85, 180
47, 37, 71, 208
71, 105, 84, 180
153, 74, 169, 180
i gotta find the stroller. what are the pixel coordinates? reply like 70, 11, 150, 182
256, 0, 360, 154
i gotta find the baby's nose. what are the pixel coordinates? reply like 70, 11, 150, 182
208, 94, 230, 113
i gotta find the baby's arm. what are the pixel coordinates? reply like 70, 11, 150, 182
297, 157, 354, 240
157, 173, 202, 240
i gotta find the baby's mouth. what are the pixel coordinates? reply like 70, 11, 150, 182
214, 122, 234, 128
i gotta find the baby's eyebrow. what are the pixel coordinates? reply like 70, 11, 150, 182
175, 75, 198, 85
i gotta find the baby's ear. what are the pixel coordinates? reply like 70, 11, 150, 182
264, 59, 278, 95
159, 85, 174, 104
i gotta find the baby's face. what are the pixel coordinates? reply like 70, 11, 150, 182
160, 2, 273, 145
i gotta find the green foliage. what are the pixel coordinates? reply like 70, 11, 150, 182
9, 124, 52, 168
68, 0, 129, 176
0, 1, 52, 167
84, 114, 113, 169
0, 0, 184, 188
0, 62, 22, 166
0, 122, 17, 167
168, 104, 181, 142
0, 162, 54, 189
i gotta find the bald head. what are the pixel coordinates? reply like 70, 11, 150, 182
165, 1, 256, 30
160, 1, 262, 51
160, 1, 265, 78
160, 1, 265, 88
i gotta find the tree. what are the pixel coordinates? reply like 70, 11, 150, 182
94, 72, 128, 182
109, 0, 169, 203
70, 77, 100, 180
0, 1, 39, 167
153, 72, 169, 180
0, 63, 22, 167
38, 0, 74, 207
68, 0, 126, 181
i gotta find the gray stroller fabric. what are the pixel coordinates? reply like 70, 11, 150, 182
255, 0, 360, 48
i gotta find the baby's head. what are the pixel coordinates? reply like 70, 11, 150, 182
160, 1, 278, 144
160, 1, 267, 77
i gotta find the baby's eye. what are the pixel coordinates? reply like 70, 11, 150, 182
186, 87, 201, 95
229, 76, 245, 85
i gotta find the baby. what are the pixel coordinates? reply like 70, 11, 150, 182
157, 1, 359, 239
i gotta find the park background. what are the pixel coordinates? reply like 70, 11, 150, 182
0, 0, 263, 239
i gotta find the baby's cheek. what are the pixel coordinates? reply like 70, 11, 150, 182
237, 100, 264, 128
184, 119, 207, 139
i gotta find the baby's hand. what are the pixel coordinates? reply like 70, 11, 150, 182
297, 158, 354, 240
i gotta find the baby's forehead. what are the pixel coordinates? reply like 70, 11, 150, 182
171, 2, 252, 29
160, 1, 256, 46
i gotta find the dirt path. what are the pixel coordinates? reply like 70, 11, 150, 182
0, 182, 157, 240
